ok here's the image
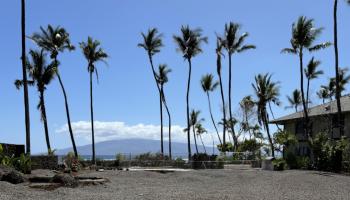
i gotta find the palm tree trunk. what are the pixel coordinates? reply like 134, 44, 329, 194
217, 53, 226, 152
199, 135, 207, 154
192, 126, 199, 154
206, 92, 222, 146
306, 78, 310, 110
90, 71, 96, 165
299, 50, 310, 139
228, 54, 238, 150
161, 87, 172, 160
268, 102, 281, 131
264, 109, 274, 157
210, 133, 215, 155
147, 54, 165, 156
245, 110, 252, 138
334, 0, 343, 135
55, 69, 78, 158
186, 59, 192, 160
40, 90, 51, 154
159, 91, 164, 155
21, 0, 31, 157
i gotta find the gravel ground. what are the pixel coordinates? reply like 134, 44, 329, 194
1, 168, 350, 200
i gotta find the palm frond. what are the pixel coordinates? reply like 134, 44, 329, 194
308, 42, 332, 52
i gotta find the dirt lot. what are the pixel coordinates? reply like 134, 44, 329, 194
1, 168, 350, 200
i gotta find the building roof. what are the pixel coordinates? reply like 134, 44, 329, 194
270, 95, 350, 124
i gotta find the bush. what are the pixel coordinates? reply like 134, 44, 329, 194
115, 153, 126, 167
296, 156, 311, 170
1, 145, 31, 174
63, 152, 81, 172
285, 151, 298, 169
13, 154, 31, 174
273, 158, 286, 171
311, 133, 349, 172
191, 153, 222, 169
342, 142, 350, 173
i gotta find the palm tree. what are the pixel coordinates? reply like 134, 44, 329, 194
331, 68, 350, 95
80, 37, 108, 165
252, 73, 280, 157
239, 95, 255, 138
189, 109, 204, 154
220, 22, 256, 150
195, 123, 207, 154
155, 64, 172, 159
281, 16, 330, 139
286, 89, 302, 112
173, 26, 207, 160
138, 28, 166, 155
317, 88, 331, 104
200, 74, 222, 146
21, 0, 31, 157
332, 0, 350, 130
320, 68, 350, 103
305, 57, 323, 108
30, 25, 78, 157
16, 50, 56, 154
215, 39, 227, 151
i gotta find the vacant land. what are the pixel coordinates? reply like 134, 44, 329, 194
1, 168, 350, 200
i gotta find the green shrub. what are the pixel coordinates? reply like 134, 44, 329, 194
13, 153, 31, 174
273, 158, 286, 171
311, 133, 349, 172
174, 158, 186, 168
296, 156, 311, 170
342, 141, 350, 173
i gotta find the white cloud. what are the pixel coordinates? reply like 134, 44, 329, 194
56, 121, 220, 146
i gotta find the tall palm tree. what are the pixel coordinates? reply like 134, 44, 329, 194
286, 89, 302, 112
21, 0, 31, 156
200, 74, 222, 146
333, 0, 343, 134
30, 25, 78, 157
239, 95, 255, 138
252, 73, 280, 157
195, 123, 207, 154
16, 50, 56, 154
174, 26, 207, 160
304, 57, 323, 108
138, 28, 166, 155
281, 16, 330, 139
155, 64, 172, 159
80, 37, 108, 165
215, 39, 227, 150
220, 22, 256, 150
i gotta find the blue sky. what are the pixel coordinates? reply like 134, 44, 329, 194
0, 0, 349, 154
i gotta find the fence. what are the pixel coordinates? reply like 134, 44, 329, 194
59, 151, 260, 169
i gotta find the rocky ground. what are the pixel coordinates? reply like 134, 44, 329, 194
0, 167, 350, 200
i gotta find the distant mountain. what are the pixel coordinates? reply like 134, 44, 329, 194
56, 139, 218, 157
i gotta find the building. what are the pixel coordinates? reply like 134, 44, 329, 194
270, 96, 350, 156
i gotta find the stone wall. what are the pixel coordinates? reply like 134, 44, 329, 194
31, 155, 58, 170
0, 143, 25, 157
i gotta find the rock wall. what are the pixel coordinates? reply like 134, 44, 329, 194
0, 143, 25, 157
31, 155, 58, 170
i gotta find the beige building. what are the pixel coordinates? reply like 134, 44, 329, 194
270, 96, 350, 156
